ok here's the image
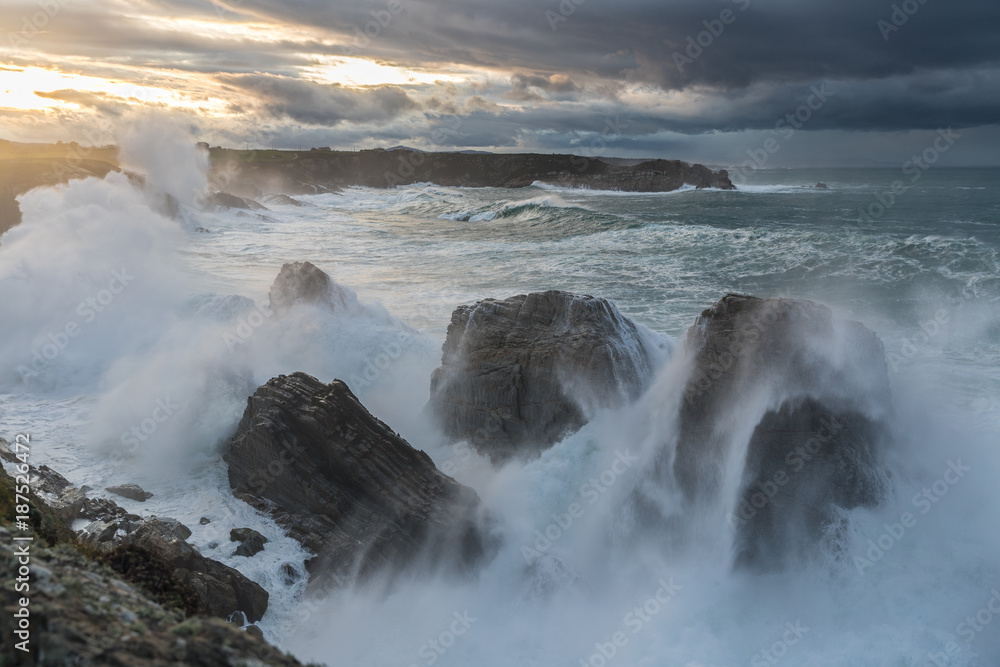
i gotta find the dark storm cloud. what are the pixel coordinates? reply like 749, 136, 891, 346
215, 73, 418, 124
221, 0, 1000, 85
163, 0, 1000, 133
4, 0, 1000, 160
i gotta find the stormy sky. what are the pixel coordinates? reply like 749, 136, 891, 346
1, 0, 998, 166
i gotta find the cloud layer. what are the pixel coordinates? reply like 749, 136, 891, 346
1, 0, 998, 165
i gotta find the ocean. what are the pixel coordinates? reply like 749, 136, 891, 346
1, 147, 999, 666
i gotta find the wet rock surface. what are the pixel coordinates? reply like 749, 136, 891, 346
429, 290, 663, 462
106, 483, 154, 502
674, 294, 892, 568
267, 260, 357, 317
226, 372, 494, 590
0, 465, 301, 666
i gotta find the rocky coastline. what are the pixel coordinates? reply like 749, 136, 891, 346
0, 262, 896, 665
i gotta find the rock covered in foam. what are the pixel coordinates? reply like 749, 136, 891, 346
676, 294, 891, 568
429, 290, 665, 462
225, 372, 494, 590
267, 260, 357, 317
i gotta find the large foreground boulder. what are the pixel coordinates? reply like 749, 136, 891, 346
429, 291, 665, 462
225, 372, 493, 590
675, 294, 892, 568
0, 467, 299, 666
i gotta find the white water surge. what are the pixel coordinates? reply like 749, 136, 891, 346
1, 123, 999, 666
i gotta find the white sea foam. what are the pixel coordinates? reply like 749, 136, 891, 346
1, 122, 999, 665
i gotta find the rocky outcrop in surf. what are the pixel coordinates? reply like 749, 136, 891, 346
225, 372, 494, 591
0, 440, 270, 623
0, 457, 295, 664
267, 260, 357, 317
202, 191, 269, 212
429, 291, 666, 462
674, 294, 892, 568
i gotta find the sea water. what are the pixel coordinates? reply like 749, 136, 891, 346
1, 134, 998, 666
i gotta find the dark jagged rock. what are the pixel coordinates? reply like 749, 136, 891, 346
80, 517, 269, 623
225, 372, 493, 590
0, 528, 300, 665
268, 260, 356, 317
675, 294, 891, 568
429, 290, 663, 462
203, 191, 268, 211
209, 149, 735, 194
0, 445, 269, 624
231, 527, 268, 557
106, 483, 154, 502
815, 182, 829, 189
261, 193, 312, 207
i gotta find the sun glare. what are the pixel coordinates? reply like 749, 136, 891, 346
302, 56, 466, 87
0, 66, 230, 114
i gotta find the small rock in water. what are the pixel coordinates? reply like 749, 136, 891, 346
105, 484, 153, 502
246, 625, 265, 639
279, 562, 301, 586
815, 182, 829, 189
199, 516, 211, 525
231, 528, 268, 557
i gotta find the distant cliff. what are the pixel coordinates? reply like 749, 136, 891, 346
210, 149, 735, 197
0, 156, 118, 237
